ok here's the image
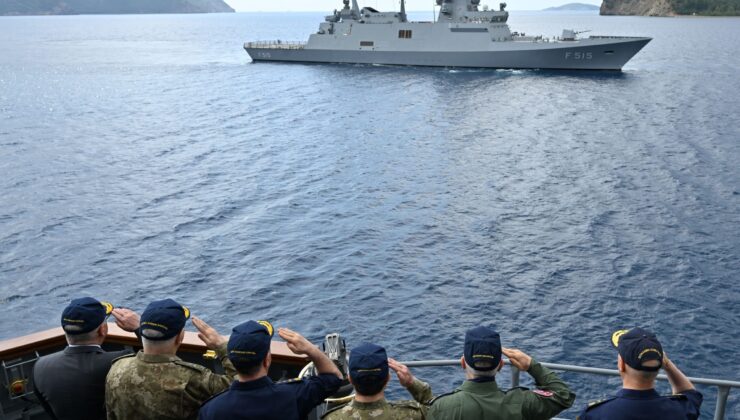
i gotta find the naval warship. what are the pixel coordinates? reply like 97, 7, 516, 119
244, 0, 651, 70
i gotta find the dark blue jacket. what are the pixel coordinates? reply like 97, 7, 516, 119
198, 374, 342, 420
578, 388, 703, 420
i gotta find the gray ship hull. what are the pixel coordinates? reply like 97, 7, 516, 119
245, 37, 650, 71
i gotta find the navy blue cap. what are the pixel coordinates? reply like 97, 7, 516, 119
612, 327, 664, 372
349, 343, 389, 384
227, 321, 274, 368
139, 299, 190, 341
61, 297, 113, 335
464, 326, 502, 371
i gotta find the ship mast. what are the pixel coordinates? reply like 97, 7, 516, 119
400, 0, 407, 22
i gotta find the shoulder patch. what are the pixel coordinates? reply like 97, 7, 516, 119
666, 393, 688, 400
585, 397, 616, 411
278, 377, 305, 385
429, 390, 460, 405
111, 353, 135, 364
532, 389, 554, 397
321, 402, 349, 419
173, 360, 208, 373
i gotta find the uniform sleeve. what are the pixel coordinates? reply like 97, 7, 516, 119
294, 373, 343, 417
681, 389, 703, 420
521, 359, 576, 420
185, 343, 235, 403
406, 378, 433, 404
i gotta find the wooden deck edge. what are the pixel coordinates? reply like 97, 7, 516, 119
0, 324, 308, 365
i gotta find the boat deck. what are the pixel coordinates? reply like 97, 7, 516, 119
245, 41, 306, 50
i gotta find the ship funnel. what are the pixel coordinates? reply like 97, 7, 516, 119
351, 0, 360, 15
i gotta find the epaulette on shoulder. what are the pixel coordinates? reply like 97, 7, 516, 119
111, 353, 135, 364
505, 386, 530, 393
585, 397, 616, 411
278, 377, 305, 385
321, 402, 349, 419
429, 390, 461, 405
666, 393, 688, 400
173, 360, 208, 372
390, 400, 422, 410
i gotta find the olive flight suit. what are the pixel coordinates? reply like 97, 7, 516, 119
105, 343, 236, 420
323, 377, 433, 420
427, 359, 575, 420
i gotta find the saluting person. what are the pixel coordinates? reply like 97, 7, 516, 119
428, 326, 575, 420
322, 343, 432, 419
577, 327, 702, 419
105, 299, 236, 420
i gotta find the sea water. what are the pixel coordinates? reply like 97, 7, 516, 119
0, 11, 738, 418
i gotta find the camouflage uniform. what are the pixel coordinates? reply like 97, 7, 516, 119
323, 378, 432, 420
427, 359, 575, 420
105, 343, 236, 420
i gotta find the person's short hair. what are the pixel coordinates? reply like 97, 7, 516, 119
142, 334, 178, 349
65, 328, 100, 345
465, 364, 496, 379
352, 376, 387, 396
234, 360, 264, 376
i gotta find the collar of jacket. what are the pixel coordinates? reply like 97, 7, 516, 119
64, 345, 104, 354
617, 388, 661, 399
350, 398, 390, 411
136, 351, 181, 363
460, 379, 501, 394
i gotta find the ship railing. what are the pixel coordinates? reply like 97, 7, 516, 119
400, 359, 740, 420
244, 41, 306, 50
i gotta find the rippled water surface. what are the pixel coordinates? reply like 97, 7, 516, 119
1, 11, 738, 418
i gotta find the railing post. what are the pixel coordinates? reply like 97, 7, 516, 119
714, 386, 730, 420
511, 366, 520, 388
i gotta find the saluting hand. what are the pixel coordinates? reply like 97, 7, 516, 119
192, 316, 227, 349
389, 358, 416, 388
278, 328, 316, 356
503, 348, 532, 372
111, 308, 140, 333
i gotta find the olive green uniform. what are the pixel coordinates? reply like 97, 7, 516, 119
105, 343, 236, 420
323, 378, 432, 420
428, 359, 575, 420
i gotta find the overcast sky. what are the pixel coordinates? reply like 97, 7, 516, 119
226, 0, 602, 12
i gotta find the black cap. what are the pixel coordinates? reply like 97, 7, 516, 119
612, 327, 664, 372
464, 326, 502, 371
349, 343, 389, 385
139, 299, 190, 341
227, 320, 274, 369
61, 297, 113, 335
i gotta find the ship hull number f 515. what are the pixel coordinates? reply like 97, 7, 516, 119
565, 52, 593, 60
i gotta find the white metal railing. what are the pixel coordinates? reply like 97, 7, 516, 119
400, 359, 740, 420
244, 41, 306, 50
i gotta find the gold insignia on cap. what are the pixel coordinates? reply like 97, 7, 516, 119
101, 302, 114, 316
257, 320, 274, 336
182, 306, 191, 319
611, 329, 629, 347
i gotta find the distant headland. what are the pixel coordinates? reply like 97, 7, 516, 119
600, 0, 740, 16
0, 0, 234, 16
543, 3, 601, 11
